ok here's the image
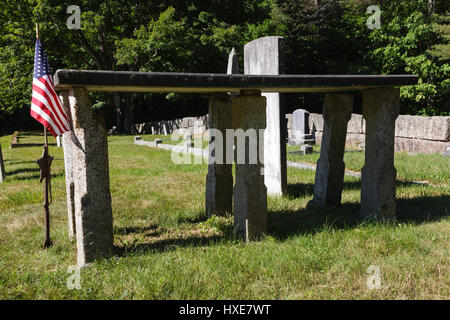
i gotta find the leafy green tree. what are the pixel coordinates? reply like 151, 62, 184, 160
0, 0, 275, 133
276, 0, 449, 115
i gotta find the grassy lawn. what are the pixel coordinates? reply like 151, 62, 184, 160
0, 133, 449, 299
287, 144, 450, 184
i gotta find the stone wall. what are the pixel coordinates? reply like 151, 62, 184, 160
136, 113, 449, 154
301, 113, 450, 154
133, 115, 208, 136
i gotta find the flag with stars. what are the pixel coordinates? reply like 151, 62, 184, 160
31, 39, 70, 137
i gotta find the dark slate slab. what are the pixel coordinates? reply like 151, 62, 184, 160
54, 70, 418, 93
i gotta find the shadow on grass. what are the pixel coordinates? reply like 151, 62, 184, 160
6, 168, 40, 176
286, 180, 362, 198
3, 160, 37, 165
114, 234, 224, 256
113, 180, 449, 255
5, 172, 64, 181
177, 215, 209, 224
114, 224, 159, 236
271, 183, 450, 240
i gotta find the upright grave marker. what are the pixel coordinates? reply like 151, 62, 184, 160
289, 109, 315, 145
244, 36, 287, 196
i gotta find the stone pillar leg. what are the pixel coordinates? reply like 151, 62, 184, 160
232, 90, 267, 241
310, 94, 353, 206
68, 88, 113, 265
205, 94, 233, 217
361, 88, 399, 220
0, 144, 5, 183
59, 91, 76, 239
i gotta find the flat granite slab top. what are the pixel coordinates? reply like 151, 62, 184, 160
54, 70, 418, 94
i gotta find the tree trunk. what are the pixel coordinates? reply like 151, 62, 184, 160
428, 0, 435, 17
123, 94, 134, 134
113, 93, 122, 133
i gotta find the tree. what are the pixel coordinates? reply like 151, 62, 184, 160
276, 0, 449, 115
0, 0, 275, 134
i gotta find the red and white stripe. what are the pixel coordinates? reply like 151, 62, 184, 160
31, 75, 70, 137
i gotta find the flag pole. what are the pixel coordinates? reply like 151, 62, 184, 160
35, 22, 53, 249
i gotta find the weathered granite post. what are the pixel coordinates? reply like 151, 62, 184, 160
205, 48, 237, 217
68, 87, 113, 265
232, 90, 267, 241
59, 91, 76, 239
205, 94, 233, 216
309, 94, 353, 206
360, 88, 399, 220
244, 36, 287, 196
0, 144, 5, 183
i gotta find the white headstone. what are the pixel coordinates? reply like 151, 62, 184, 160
292, 109, 310, 143
56, 135, 62, 147
227, 48, 239, 75
300, 144, 313, 155
244, 36, 287, 196
443, 146, 450, 157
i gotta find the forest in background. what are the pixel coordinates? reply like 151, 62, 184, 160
0, 0, 449, 135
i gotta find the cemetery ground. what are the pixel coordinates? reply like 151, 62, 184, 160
0, 132, 448, 299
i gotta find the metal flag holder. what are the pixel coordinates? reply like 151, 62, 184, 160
35, 23, 54, 249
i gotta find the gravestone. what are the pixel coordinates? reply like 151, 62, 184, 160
163, 124, 168, 136
56, 135, 62, 147
227, 47, 239, 75
289, 109, 315, 145
0, 144, 5, 183
151, 127, 155, 135
443, 146, 450, 157
300, 144, 313, 155
244, 36, 287, 196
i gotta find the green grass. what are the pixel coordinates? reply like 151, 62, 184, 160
287, 144, 450, 184
0, 134, 449, 299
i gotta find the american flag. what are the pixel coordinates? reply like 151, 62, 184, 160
31, 40, 70, 137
